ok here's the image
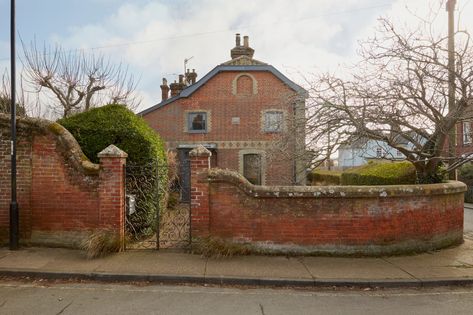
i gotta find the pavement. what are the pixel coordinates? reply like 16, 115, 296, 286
1, 206, 473, 289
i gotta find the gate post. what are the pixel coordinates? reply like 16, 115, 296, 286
98, 145, 128, 251
189, 146, 211, 238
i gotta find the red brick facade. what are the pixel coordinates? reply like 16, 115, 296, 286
456, 119, 473, 156
0, 115, 126, 248
190, 147, 465, 255
141, 36, 307, 186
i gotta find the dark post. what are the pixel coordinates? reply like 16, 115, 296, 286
9, 0, 19, 250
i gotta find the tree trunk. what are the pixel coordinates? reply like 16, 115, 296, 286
414, 160, 443, 184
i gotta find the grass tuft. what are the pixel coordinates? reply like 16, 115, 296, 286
191, 237, 253, 258
81, 230, 122, 259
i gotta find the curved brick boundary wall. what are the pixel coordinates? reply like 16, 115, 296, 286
0, 114, 126, 249
190, 146, 466, 256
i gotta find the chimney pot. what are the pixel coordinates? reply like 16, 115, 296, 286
236, 33, 241, 46
160, 77, 170, 101
230, 33, 254, 59
170, 80, 180, 97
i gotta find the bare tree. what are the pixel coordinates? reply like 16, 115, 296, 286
22, 42, 140, 118
0, 70, 27, 117
306, 13, 473, 183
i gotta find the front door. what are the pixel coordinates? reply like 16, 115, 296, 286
243, 153, 262, 185
178, 149, 191, 202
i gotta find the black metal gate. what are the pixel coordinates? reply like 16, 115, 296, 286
125, 160, 191, 250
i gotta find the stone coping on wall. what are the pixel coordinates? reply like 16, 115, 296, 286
0, 113, 99, 175
205, 168, 467, 198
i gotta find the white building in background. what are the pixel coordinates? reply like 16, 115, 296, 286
337, 138, 406, 169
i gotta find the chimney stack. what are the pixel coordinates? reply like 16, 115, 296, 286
178, 74, 186, 91
186, 69, 198, 85
170, 80, 180, 97
160, 78, 169, 101
230, 33, 254, 59
243, 35, 249, 47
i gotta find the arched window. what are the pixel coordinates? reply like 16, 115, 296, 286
236, 75, 253, 95
232, 73, 257, 95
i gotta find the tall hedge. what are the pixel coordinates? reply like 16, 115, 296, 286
341, 161, 416, 185
307, 170, 341, 185
58, 104, 167, 237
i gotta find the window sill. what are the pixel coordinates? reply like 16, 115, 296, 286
187, 130, 208, 134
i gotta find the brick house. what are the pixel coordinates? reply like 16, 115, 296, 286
456, 106, 473, 157
140, 34, 307, 200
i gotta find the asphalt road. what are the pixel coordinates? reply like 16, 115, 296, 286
1, 281, 473, 315
1, 208, 473, 314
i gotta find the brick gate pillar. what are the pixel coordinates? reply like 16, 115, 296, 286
98, 145, 127, 251
189, 145, 211, 238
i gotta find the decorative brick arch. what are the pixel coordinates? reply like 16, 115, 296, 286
232, 73, 258, 95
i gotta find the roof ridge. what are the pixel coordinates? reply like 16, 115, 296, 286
221, 55, 267, 66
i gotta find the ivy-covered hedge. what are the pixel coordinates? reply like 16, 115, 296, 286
340, 161, 416, 185
58, 104, 167, 237
459, 163, 473, 203
459, 163, 473, 186
307, 170, 341, 185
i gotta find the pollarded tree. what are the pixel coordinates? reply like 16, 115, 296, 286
308, 14, 473, 183
0, 71, 27, 116
22, 42, 140, 118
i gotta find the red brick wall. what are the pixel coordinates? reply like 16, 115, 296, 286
190, 149, 466, 255
456, 120, 473, 156
0, 127, 32, 240
143, 71, 299, 185
0, 116, 126, 248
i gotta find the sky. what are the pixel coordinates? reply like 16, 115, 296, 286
1, 0, 473, 115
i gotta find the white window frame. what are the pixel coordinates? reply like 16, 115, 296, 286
463, 121, 472, 145
187, 111, 208, 133
376, 147, 384, 158
263, 111, 284, 133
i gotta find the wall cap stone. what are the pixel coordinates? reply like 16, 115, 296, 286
98, 144, 128, 158
205, 168, 467, 198
189, 145, 212, 157
0, 113, 100, 175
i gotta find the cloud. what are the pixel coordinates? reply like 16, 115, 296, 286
32, 0, 473, 113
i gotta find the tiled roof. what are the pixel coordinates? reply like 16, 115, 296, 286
139, 63, 307, 116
